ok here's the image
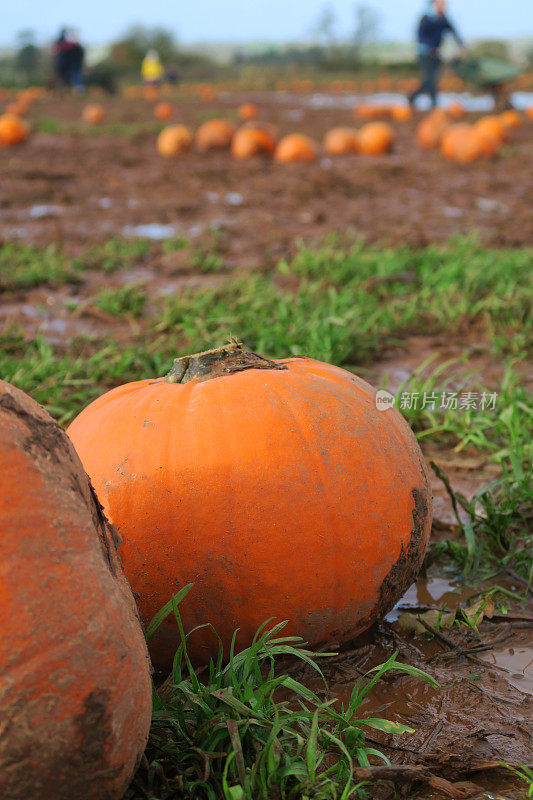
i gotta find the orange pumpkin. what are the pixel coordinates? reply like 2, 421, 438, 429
195, 118, 236, 151
526, 106, 533, 120
231, 126, 276, 159
0, 381, 152, 799
82, 104, 105, 124
157, 124, 193, 156
353, 103, 386, 120
0, 114, 28, 146
323, 127, 359, 155
154, 101, 173, 121
143, 85, 159, 102
5, 100, 29, 117
416, 109, 449, 149
274, 133, 317, 163
238, 103, 258, 121
475, 115, 507, 143
447, 101, 465, 119
390, 105, 413, 122
499, 109, 522, 129
198, 84, 214, 102
474, 126, 502, 157
68, 342, 432, 668
440, 123, 481, 162
358, 122, 394, 155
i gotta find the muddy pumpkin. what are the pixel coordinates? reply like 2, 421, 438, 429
358, 122, 394, 155
195, 118, 236, 151
154, 101, 173, 121
274, 133, 318, 163
0, 114, 28, 146
157, 124, 193, 157
67, 342, 433, 669
323, 127, 359, 155
231, 126, 276, 159
82, 103, 105, 124
0, 381, 152, 800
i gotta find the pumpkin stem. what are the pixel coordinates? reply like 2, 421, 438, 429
164, 341, 287, 384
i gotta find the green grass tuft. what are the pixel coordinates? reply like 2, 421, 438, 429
127, 586, 439, 800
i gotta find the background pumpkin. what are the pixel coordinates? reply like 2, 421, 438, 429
231, 126, 276, 159
68, 343, 432, 669
0, 381, 152, 800
82, 104, 105, 124
358, 122, 394, 155
195, 118, 236, 151
416, 109, 449, 149
157, 124, 193, 157
238, 102, 258, 121
154, 101, 173, 121
0, 114, 28, 146
323, 127, 359, 155
274, 133, 317, 163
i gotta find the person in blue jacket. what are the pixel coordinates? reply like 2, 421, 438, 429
409, 0, 464, 108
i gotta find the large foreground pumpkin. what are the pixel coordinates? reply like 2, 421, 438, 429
68, 343, 432, 669
0, 382, 152, 800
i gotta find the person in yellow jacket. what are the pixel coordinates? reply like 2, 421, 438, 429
141, 50, 164, 85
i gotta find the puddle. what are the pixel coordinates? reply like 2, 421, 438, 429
299, 90, 533, 111
477, 629, 533, 695
225, 192, 243, 207
122, 223, 177, 240
27, 204, 64, 219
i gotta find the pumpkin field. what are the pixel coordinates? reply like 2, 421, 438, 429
0, 77, 532, 800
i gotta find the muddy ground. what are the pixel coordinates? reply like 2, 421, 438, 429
1, 91, 532, 799
1, 92, 532, 263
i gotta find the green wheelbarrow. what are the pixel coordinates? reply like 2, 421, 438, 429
451, 56, 522, 110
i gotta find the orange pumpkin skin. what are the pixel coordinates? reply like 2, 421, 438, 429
68, 346, 432, 669
526, 106, 533, 121
154, 101, 173, 120
0, 114, 28, 146
358, 122, 394, 155
274, 133, 317, 162
440, 123, 481, 162
231, 127, 276, 159
475, 127, 501, 157
238, 103, 258, 121
323, 127, 359, 155
0, 382, 152, 800
416, 109, 449, 149
195, 118, 236, 151
499, 109, 522, 129
390, 105, 413, 122
475, 115, 506, 143
447, 101, 465, 119
157, 124, 193, 156
82, 104, 105, 124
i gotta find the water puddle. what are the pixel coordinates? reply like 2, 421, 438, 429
122, 223, 177, 240
27, 204, 64, 219
477, 629, 533, 695
293, 90, 533, 112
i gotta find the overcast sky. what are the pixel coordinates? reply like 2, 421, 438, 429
3, 0, 532, 47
